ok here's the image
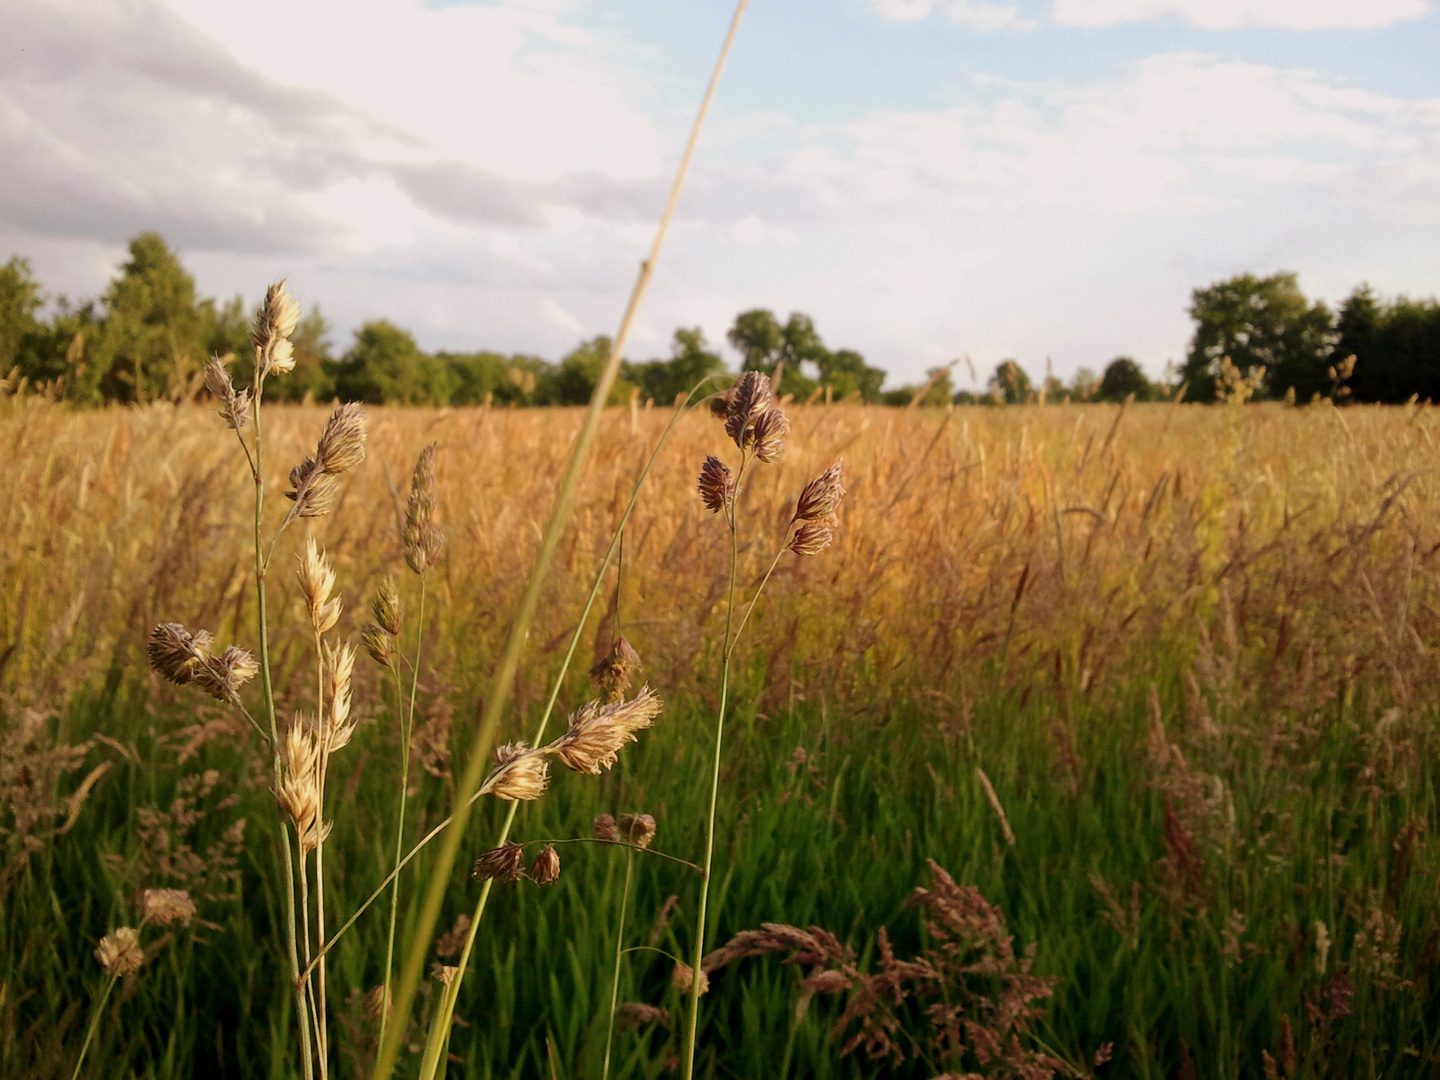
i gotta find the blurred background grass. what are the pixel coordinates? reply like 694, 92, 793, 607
3, 396, 1439, 1078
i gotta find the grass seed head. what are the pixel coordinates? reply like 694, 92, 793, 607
616, 1003, 669, 1031
529, 844, 560, 886
371, 575, 403, 636
789, 523, 834, 557
298, 536, 340, 633
486, 743, 550, 801
750, 407, 790, 464
431, 964, 459, 987
697, 456, 735, 515
552, 686, 662, 775
360, 623, 394, 667
316, 402, 368, 475
323, 639, 358, 750
618, 813, 657, 849
725, 371, 774, 450
796, 460, 846, 522
194, 646, 259, 701
252, 281, 301, 377
593, 813, 620, 842
142, 888, 195, 927
202, 356, 249, 430
590, 632, 641, 703
403, 443, 444, 574
146, 623, 210, 685
95, 927, 144, 977
471, 841, 526, 883
672, 962, 709, 995
285, 460, 340, 518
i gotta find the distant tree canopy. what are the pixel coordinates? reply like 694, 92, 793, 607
988, 360, 1033, 404
726, 308, 885, 402
1096, 357, 1154, 402
1335, 287, 1440, 404
7, 233, 1440, 410
1181, 273, 1336, 402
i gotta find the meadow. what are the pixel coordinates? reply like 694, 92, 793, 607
3, 388, 1439, 1078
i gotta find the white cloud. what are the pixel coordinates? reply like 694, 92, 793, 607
688, 51, 1440, 382
1051, 0, 1431, 31
869, 0, 1036, 31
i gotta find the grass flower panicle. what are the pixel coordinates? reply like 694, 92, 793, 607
94, 927, 143, 978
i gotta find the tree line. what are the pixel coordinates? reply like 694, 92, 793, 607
2, 233, 1436, 407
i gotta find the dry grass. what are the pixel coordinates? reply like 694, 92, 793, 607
5, 396, 1439, 728
5, 389, 1440, 1076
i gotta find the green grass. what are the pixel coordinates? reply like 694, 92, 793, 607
6, 644, 1439, 1079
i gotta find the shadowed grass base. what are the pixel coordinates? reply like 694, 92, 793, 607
6, 651, 1438, 1079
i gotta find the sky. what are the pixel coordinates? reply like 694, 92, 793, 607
2, 0, 1438, 389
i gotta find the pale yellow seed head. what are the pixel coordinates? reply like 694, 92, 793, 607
485, 742, 550, 801
142, 888, 195, 927
95, 927, 144, 977
298, 537, 337, 630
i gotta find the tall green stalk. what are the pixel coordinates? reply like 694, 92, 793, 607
251, 376, 315, 1080
682, 452, 746, 1080
602, 849, 636, 1080
377, 648, 412, 1053
371, 6, 750, 1074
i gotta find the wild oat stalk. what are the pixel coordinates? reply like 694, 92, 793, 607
682, 374, 846, 1080
370, 4, 752, 1075
162, 286, 368, 1080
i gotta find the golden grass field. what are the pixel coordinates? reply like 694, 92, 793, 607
6, 395, 1437, 723
5, 393, 1440, 1078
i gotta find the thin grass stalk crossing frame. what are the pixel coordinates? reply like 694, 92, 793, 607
602, 848, 636, 1080
250, 361, 315, 1080
682, 450, 747, 1080
371, 6, 751, 1072
410, 380, 722, 1079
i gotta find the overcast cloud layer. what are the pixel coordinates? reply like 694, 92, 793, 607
2, 0, 1437, 387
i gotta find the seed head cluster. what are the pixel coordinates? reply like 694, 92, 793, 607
590, 632, 642, 703
361, 575, 403, 668
95, 927, 144, 978
203, 355, 250, 431
485, 742, 551, 802
723, 371, 777, 452
142, 888, 196, 927
298, 536, 341, 635
285, 403, 368, 519
788, 460, 846, 558
471, 841, 526, 883
697, 456, 735, 515
252, 280, 302, 378
552, 687, 663, 775
147, 623, 258, 703
403, 443, 444, 574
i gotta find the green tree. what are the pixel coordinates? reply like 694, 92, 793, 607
329, 321, 450, 405
441, 350, 514, 406
545, 337, 633, 406
1337, 286, 1440, 404
0, 257, 44, 379
625, 327, 727, 405
988, 360, 1033, 404
816, 348, 885, 402
88, 233, 207, 404
727, 309, 886, 401
1181, 273, 1335, 402
1096, 356, 1153, 402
